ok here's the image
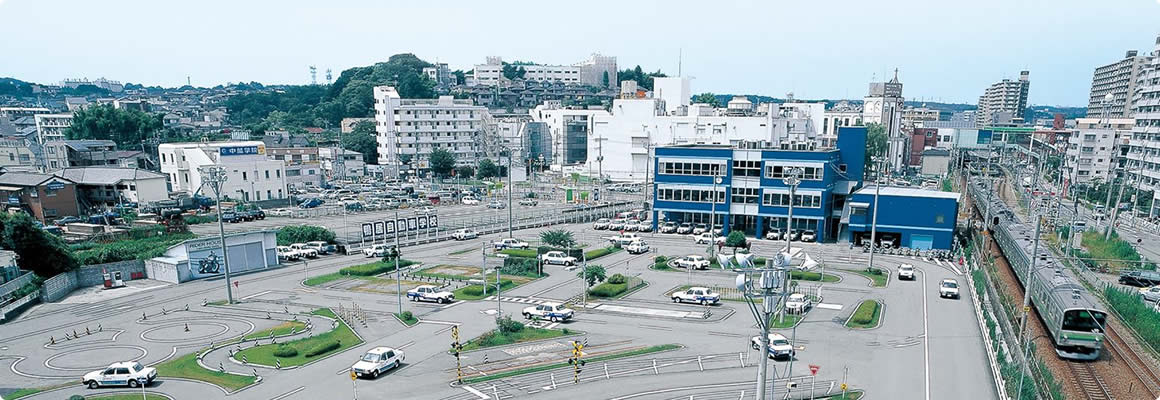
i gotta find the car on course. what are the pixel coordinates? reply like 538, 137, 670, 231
289, 243, 318, 258
451, 228, 478, 240
659, 222, 678, 233
939, 278, 960, 299
674, 255, 710, 270
406, 285, 454, 303
522, 302, 574, 322
1139, 286, 1160, 302
898, 264, 916, 280
493, 238, 530, 250
540, 251, 577, 266
364, 244, 388, 258
83, 361, 156, 389
415, 206, 436, 215
519, 199, 538, 206
625, 240, 650, 254
606, 233, 642, 246
487, 201, 506, 209
694, 232, 725, 245
593, 218, 610, 230
784, 293, 812, 313
351, 347, 404, 379
676, 223, 694, 234
305, 241, 334, 255
461, 197, 481, 205
277, 246, 301, 261
800, 230, 816, 242
672, 287, 720, 305
750, 333, 795, 360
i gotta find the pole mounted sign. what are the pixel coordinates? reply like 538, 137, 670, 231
362, 216, 439, 238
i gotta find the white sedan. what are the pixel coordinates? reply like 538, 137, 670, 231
671, 287, 720, 305
1139, 286, 1160, 302
750, 333, 795, 360
351, 347, 404, 379
674, 255, 710, 270
83, 362, 156, 389
784, 293, 812, 313
694, 233, 725, 245
406, 285, 455, 304
451, 229, 478, 240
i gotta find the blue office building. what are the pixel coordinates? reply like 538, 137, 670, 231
651, 127, 867, 242
846, 186, 960, 250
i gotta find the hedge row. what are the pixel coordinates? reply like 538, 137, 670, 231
339, 259, 416, 276
304, 340, 341, 357
850, 300, 879, 326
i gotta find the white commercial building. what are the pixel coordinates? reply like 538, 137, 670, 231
529, 103, 610, 168
318, 148, 365, 179
34, 114, 72, 145
863, 72, 905, 171
158, 141, 288, 202
472, 54, 617, 88
55, 167, 169, 206
1128, 35, 1160, 217
822, 101, 863, 148
1063, 118, 1135, 185
373, 86, 487, 178
652, 77, 691, 116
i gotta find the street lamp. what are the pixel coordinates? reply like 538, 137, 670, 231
783, 168, 803, 253
709, 174, 723, 257
200, 165, 234, 304
867, 158, 883, 272
737, 252, 793, 400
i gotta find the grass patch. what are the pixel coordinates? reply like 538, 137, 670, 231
86, 395, 171, 400
768, 313, 803, 329
1, 382, 75, 400
462, 344, 680, 384
500, 248, 539, 258
206, 299, 229, 306
584, 246, 622, 260
460, 327, 568, 352
233, 308, 361, 368
449, 247, 476, 255
790, 270, 840, 283
155, 350, 257, 392
650, 256, 676, 271
243, 320, 307, 340
453, 279, 519, 300
846, 300, 881, 329
840, 268, 888, 287
71, 228, 196, 265
824, 391, 864, 400
1080, 230, 1156, 271
588, 274, 645, 299
340, 259, 417, 276
1104, 286, 1160, 351
395, 311, 418, 326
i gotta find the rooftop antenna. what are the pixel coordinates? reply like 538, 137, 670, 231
187, 76, 191, 87
309, 65, 317, 85
325, 68, 333, 84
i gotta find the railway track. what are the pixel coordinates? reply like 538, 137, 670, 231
1103, 324, 1160, 398
1067, 361, 1115, 400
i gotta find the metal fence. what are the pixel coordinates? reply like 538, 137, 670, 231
0, 271, 35, 298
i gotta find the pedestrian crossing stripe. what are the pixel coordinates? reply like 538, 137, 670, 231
483, 296, 556, 305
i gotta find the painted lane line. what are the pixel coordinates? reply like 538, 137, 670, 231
270, 386, 305, 400
816, 303, 843, 310
922, 268, 931, 400
241, 290, 272, 300
462, 385, 491, 399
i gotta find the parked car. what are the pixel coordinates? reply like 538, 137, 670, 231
351, 347, 405, 379
289, 243, 319, 258
461, 197, 481, 205
622, 219, 639, 232
692, 223, 709, 235
800, 230, 816, 242
299, 198, 324, 208
898, 264, 916, 280
486, 201, 506, 209
268, 208, 293, 217
246, 209, 266, 220
939, 278, 960, 299
277, 246, 301, 261
764, 230, 783, 241
784, 293, 812, 313
750, 333, 795, 360
635, 221, 653, 232
593, 218, 610, 230
659, 222, 677, 233
1119, 270, 1160, 287
671, 287, 719, 305
540, 251, 577, 266
406, 285, 455, 304
522, 302, 574, 322
674, 255, 710, 270
493, 238, 530, 250
83, 361, 156, 389
451, 228, 478, 240
676, 223, 694, 234
694, 232, 725, 245
625, 240, 650, 254
221, 212, 243, 223
608, 219, 626, 231
519, 199, 538, 206
304, 241, 335, 255
364, 244, 388, 258
54, 216, 83, 225
1139, 286, 1160, 302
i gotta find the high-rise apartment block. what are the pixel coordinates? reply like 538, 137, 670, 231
1088, 50, 1152, 118
1127, 35, 1160, 217
976, 71, 1030, 126
373, 86, 487, 178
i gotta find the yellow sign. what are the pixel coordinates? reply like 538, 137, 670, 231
1023, 305, 1030, 313
350, 370, 357, 381
451, 326, 459, 340
841, 383, 848, 391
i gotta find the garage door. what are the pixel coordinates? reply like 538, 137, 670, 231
910, 234, 934, 250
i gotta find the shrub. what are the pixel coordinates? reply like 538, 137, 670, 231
304, 340, 341, 357
540, 230, 576, 248
277, 225, 336, 246
850, 301, 879, 326
588, 282, 628, 298
584, 246, 621, 260
69, 396, 85, 400
607, 273, 627, 284
496, 316, 524, 334
502, 257, 542, 278
654, 255, 667, 263
273, 345, 298, 358
339, 259, 415, 276
71, 231, 195, 265
400, 311, 414, 321
725, 231, 747, 248
1104, 286, 1160, 350
500, 249, 538, 258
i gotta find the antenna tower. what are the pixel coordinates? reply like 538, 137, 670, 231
309, 65, 317, 85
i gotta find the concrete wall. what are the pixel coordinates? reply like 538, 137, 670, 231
40, 260, 146, 302
0, 272, 36, 298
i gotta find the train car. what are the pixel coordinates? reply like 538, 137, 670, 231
968, 176, 1108, 360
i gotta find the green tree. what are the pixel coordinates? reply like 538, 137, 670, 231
577, 265, 607, 287
477, 159, 500, 179
724, 231, 747, 252
428, 148, 456, 177
66, 104, 164, 149
276, 225, 336, 246
692, 93, 722, 107
399, 153, 414, 166
865, 123, 888, 175
617, 66, 667, 90
0, 213, 78, 277
602, 71, 610, 87
455, 165, 475, 179
540, 230, 576, 248
452, 70, 466, 85
341, 121, 378, 163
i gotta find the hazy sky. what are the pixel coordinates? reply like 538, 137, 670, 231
2, 0, 1159, 106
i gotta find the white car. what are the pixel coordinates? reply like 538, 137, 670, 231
694, 232, 725, 245
939, 278, 960, 299
898, 264, 916, 280
625, 240, 650, 254
608, 219, 626, 231
493, 238, 530, 250
406, 285, 455, 304
764, 230, 783, 240
750, 333, 795, 360
522, 302, 574, 322
461, 197, 481, 205
268, 208, 293, 217
277, 246, 301, 261
1139, 286, 1160, 302
659, 222, 678, 233
415, 206, 436, 214
784, 293, 812, 313
671, 287, 720, 305
305, 241, 334, 255
364, 244, 388, 258
451, 228, 478, 240
676, 223, 694, 234
351, 347, 404, 379
607, 233, 642, 246
634, 221, 652, 232
621, 220, 639, 232
83, 361, 156, 389
800, 230, 817, 242
674, 255, 710, 270
593, 218, 611, 230
692, 223, 709, 235
541, 251, 577, 266
289, 243, 319, 258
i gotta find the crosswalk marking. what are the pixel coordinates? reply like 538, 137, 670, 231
483, 296, 560, 305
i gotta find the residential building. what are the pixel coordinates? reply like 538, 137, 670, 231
42, 140, 148, 171
61, 78, 124, 92
650, 126, 868, 241
472, 54, 616, 88
529, 103, 609, 169
373, 86, 487, 177
319, 148, 365, 179
1063, 118, 1135, 185
0, 107, 52, 121
822, 101, 863, 148
54, 167, 168, 207
0, 138, 37, 172
862, 71, 906, 171
0, 172, 79, 224
422, 63, 453, 86
976, 71, 1031, 126
1127, 35, 1160, 217
340, 117, 374, 133
1088, 50, 1152, 118
158, 141, 288, 202
902, 106, 940, 124
919, 149, 951, 176
267, 147, 322, 190
909, 128, 939, 167
847, 186, 960, 250
34, 113, 72, 145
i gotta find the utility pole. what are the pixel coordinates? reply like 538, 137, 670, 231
785, 168, 802, 254
1108, 166, 1128, 240
200, 166, 234, 304
1015, 216, 1043, 397
506, 149, 513, 238
867, 159, 882, 272
395, 209, 402, 316
710, 174, 723, 257
739, 253, 792, 400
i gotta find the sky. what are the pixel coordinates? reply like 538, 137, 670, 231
2, 0, 1159, 107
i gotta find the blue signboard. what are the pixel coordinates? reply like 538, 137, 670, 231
7, 196, 19, 205
45, 181, 65, 190
218, 146, 263, 156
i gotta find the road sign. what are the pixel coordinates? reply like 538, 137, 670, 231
361, 223, 373, 238
350, 370, 357, 381
809, 364, 819, 375
373, 221, 385, 236
840, 383, 847, 391
1023, 305, 1030, 313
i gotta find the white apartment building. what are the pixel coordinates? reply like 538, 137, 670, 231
1063, 118, 1134, 185
822, 101, 863, 148
902, 107, 940, 124
472, 54, 617, 88
1088, 50, 1152, 119
373, 86, 487, 177
318, 148, 365, 179
976, 71, 1030, 126
34, 114, 72, 145
529, 103, 611, 168
1128, 35, 1160, 217
158, 141, 288, 202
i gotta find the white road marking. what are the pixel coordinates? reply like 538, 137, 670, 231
241, 290, 272, 300
269, 386, 305, 400
462, 385, 491, 399
922, 267, 931, 400
816, 303, 843, 310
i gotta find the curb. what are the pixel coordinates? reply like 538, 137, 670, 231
843, 299, 885, 330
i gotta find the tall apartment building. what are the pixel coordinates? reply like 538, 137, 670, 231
863, 71, 905, 171
976, 71, 1030, 126
373, 86, 487, 178
158, 141, 288, 202
1127, 35, 1160, 217
1088, 50, 1153, 118
1063, 118, 1134, 185
34, 114, 72, 145
472, 54, 617, 88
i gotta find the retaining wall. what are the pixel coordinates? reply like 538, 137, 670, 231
41, 260, 147, 302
